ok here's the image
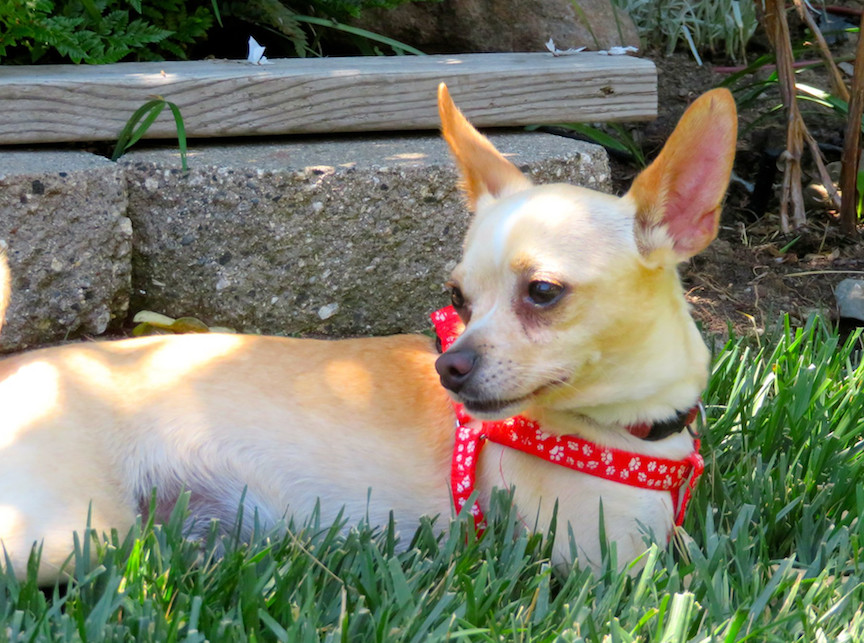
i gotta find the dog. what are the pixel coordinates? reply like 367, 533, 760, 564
0, 84, 736, 583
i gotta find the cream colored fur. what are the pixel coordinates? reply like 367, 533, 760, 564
0, 85, 736, 583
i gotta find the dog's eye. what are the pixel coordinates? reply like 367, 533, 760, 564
527, 280, 564, 307
449, 285, 466, 309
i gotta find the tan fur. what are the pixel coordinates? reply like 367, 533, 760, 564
437, 84, 532, 211
0, 85, 736, 582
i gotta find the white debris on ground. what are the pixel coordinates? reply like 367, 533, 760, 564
545, 39, 638, 57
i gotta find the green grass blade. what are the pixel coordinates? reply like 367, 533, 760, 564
658, 592, 695, 643
111, 98, 165, 161
210, 0, 223, 28
125, 100, 166, 150
166, 101, 188, 171
562, 123, 633, 155
294, 15, 426, 56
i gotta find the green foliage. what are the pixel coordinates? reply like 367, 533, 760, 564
699, 316, 864, 568
111, 96, 188, 169
723, 55, 864, 221
2, 315, 864, 639
529, 121, 647, 167
134, 0, 217, 60
613, 0, 758, 62
295, 14, 426, 56
294, 0, 423, 21
225, 0, 427, 58
795, 82, 864, 219
0, 0, 425, 64
0, 0, 213, 64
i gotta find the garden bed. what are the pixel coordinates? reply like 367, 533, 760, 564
609, 52, 864, 338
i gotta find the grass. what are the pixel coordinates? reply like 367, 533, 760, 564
2, 315, 864, 640
111, 97, 188, 170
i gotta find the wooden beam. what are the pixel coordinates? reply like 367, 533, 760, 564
0, 53, 656, 145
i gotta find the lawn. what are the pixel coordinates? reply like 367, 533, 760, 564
1, 316, 863, 641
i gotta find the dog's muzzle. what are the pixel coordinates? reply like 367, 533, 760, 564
435, 348, 478, 394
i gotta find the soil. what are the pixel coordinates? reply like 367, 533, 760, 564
619, 50, 864, 339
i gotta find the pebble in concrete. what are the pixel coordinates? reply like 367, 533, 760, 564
122, 133, 609, 338
0, 151, 131, 352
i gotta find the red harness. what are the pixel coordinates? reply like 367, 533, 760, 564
431, 306, 704, 531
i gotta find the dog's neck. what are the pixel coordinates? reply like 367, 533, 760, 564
450, 400, 704, 533
523, 402, 699, 442
552, 286, 709, 430
625, 405, 700, 441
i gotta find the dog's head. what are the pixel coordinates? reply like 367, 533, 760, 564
435, 83, 737, 426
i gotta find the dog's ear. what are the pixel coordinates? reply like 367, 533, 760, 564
438, 83, 532, 211
627, 88, 737, 263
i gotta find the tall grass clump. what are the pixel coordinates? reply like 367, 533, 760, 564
614, 0, 759, 62
1, 315, 863, 640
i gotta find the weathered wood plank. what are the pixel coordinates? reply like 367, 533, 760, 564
0, 53, 656, 145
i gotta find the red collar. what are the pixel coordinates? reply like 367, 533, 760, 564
431, 306, 704, 532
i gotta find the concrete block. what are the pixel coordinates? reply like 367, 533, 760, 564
122, 133, 609, 337
0, 151, 131, 352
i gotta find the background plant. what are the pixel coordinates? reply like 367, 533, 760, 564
226, 0, 427, 57
611, 0, 758, 63
615, 0, 863, 237
528, 121, 648, 168
748, 0, 862, 236
0, 0, 214, 64
111, 96, 188, 168
0, 0, 427, 64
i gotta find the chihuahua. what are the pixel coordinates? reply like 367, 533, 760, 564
0, 84, 736, 583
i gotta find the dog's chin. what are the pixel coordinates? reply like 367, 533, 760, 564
455, 379, 570, 420
458, 395, 529, 420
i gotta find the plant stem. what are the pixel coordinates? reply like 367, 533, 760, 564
792, 0, 850, 103
839, 13, 864, 237
764, 0, 807, 231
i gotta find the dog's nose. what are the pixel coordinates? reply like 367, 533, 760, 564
435, 349, 478, 393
